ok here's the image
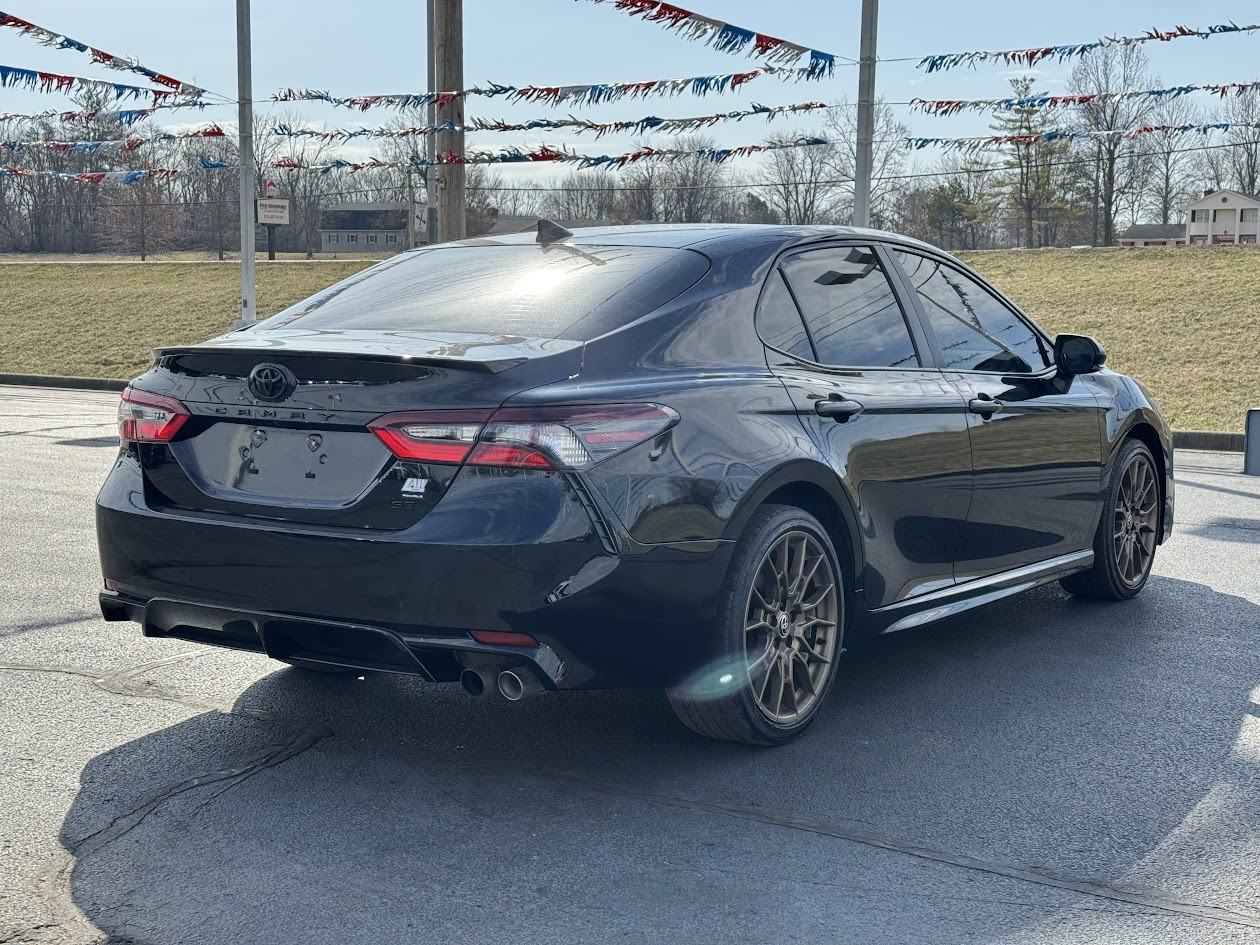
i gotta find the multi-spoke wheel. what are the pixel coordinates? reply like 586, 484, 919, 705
668, 505, 845, 745
1113, 452, 1159, 588
745, 531, 839, 724
1062, 438, 1162, 600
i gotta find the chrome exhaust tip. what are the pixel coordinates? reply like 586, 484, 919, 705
497, 667, 546, 701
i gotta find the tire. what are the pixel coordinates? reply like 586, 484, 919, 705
1060, 438, 1160, 601
668, 505, 845, 746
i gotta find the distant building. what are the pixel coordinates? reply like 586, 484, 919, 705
1118, 224, 1187, 248
319, 202, 416, 254
1184, 189, 1260, 245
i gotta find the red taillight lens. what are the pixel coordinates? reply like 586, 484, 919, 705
370, 404, 676, 470
470, 630, 538, 647
368, 410, 493, 463
118, 386, 189, 443
468, 404, 678, 470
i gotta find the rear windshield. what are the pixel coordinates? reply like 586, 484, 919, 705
263, 243, 710, 341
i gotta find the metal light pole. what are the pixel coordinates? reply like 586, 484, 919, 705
852, 0, 879, 229
234, 0, 256, 328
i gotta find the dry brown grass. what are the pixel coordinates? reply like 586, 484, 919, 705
0, 249, 1252, 431
0, 261, 374, 380
959, 247, 1257, 432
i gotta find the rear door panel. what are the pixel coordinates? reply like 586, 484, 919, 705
770, 365, 973, 607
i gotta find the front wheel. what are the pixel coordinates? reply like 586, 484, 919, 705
668, 505, 844, 746
1061, 438, 1161, 600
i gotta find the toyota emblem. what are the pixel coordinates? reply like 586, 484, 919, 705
247, 363, 297, 402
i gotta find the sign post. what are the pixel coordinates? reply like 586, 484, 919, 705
256, 198, 290, 261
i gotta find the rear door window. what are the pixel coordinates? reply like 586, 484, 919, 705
756, 269, 814, 359
893, 251, 1051, 373
780, 246, 920, 369
265, 244, 710, 342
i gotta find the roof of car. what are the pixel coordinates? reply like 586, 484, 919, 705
451, 223, 951, 258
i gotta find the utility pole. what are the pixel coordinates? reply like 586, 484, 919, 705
234, 0, 256, 328
433, 0, 465, 242
425, 0, 439, 245
852, 0, 878, 229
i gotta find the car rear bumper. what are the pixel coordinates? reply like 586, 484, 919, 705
96, 454, 735, 688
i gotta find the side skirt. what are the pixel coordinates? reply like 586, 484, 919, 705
867, 550, 1095, 635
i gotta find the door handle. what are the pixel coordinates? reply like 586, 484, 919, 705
968, 397, 1003, 418
814, 396, 864, 420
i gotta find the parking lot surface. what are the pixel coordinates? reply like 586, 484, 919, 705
2, 386, 1260, 945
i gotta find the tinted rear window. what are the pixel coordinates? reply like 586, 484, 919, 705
265, 244, 710, 341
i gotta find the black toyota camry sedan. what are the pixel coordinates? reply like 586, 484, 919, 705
97, 223, 1174, 744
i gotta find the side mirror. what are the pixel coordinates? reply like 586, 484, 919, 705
1054, 334, 1107, 377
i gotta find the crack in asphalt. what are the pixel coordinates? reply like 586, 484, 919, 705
3, 655, 1259, 938
0, 614, 102, 637
543, 770, 1260, 931
0, 654, 332, 945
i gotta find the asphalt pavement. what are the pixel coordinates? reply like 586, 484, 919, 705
2, 386, 1260, 945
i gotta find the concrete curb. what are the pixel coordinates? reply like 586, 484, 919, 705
0, 373, 126, 392
0, 375, 1248, 453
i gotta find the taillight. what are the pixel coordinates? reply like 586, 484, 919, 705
368, 410, 493, 463
470, 404, 677, 470
370, 404, 677, 470
118, 386, 189, 443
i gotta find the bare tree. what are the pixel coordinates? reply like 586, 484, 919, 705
824, 98, 913, 227
1201, 87, 1260, 196
544, 170, 619, 221
1068, 46, 1157, 245
755, 131, 841, 224
1139, 92, 1202, 225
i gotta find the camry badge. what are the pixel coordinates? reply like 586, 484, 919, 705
307, 434, 322, 452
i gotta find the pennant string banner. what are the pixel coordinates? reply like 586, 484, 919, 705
918, 21, 1260, 72
0, 105, 210, 127
0, 63, 182, 103
273, 137, 832, 172
574, 0, 837, 79
907, 122, 1260, 152
0, 126, 226, 155
0, 165, 178, 183
913, 82, 1260, 116
271, 65, 819, 111
0, 11, 207, 98
271, 102, 832, 141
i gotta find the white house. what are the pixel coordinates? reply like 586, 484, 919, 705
1185, 189, 1260, 246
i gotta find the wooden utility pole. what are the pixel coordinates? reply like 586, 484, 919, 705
852, 0, 878, 228
433, 0, 465, 242
234, 0, 256, 326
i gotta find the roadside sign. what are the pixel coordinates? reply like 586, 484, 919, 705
256, 198, 290, 226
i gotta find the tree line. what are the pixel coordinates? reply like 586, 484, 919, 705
0, 47, 1256, 257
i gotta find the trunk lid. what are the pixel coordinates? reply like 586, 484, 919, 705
136, 330, 584, 529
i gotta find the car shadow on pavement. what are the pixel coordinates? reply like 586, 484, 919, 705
55, 576, 1260, 945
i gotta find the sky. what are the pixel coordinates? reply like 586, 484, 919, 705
2, 0, 1259, 187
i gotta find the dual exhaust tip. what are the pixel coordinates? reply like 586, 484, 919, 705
460, 666, 546, 701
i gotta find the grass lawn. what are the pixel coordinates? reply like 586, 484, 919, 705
958, 247, 1257, 433
0, 248, 1253, 432
0, 261, 374, 380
